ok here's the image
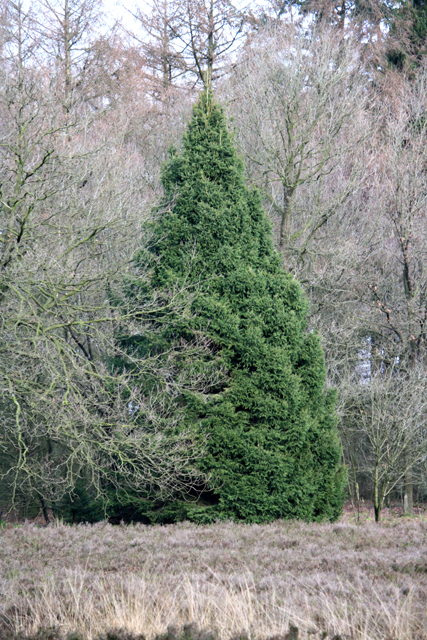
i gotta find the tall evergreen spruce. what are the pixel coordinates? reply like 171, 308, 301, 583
135, 91, 346, 523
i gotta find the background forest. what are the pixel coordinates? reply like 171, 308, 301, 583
2, 0, 427, 525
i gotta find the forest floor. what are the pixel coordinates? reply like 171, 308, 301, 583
1, 506, 427, 640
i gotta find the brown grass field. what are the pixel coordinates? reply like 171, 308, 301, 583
1, 507, 427, 640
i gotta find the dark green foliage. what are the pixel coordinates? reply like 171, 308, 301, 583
54, 481, 106, 524
387, 0, 427, 70
130, 91, 346, 523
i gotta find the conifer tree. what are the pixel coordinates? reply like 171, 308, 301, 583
134, 90, 346, 523
387, 0, 427, 70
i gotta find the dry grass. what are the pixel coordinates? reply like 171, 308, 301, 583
1, 514, 427, 640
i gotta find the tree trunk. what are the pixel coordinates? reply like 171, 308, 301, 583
355, 480, 360, 523
279, 185, 293, 250
161, 0, 170, 90
404, 453, 414, 515
206, 0, 214, 89
374, 463, 381, 522
38, 494, 51, 525
349, 450, 360, 523
339, 0, 346, 31
64, 0, 72, 110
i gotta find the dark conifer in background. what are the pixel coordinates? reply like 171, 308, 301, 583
133, 90, 346, 523
387, 0, 427, 70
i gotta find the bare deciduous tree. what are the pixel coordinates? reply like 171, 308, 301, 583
0, 12, 221, 522
224, 24, 369, 267
337, 364, 427, 522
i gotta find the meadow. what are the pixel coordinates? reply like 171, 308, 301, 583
1, 511, 427, 640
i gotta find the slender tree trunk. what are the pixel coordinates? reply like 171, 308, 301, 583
38, 493, 51, 525
64, 0, 72, 110
374, 462, 381, 522
401, 239, 415, 516
404, 453, 414, 515
161, 0, 170, 90
339, 0, 346, 31
279, 185, 293, 250
374, 503, 380, 522
355, 481, 360, 523
206, 0, 214, 88
348, 450, 360, 523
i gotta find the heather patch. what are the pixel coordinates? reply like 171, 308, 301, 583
1, 519, 426, 640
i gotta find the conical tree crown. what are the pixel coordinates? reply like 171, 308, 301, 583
138, 90, 346, 523
153, 91, 279, 287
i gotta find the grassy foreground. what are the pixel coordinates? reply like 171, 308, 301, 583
1, 515, 427, 640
